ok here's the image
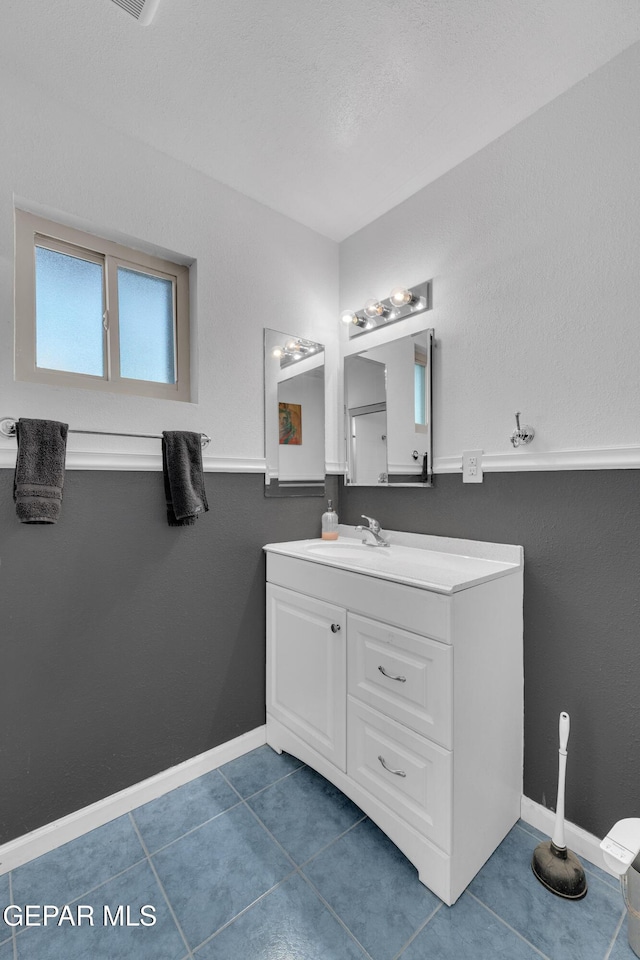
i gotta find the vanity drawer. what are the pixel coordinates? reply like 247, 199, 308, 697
347, 697, 452, 853
347, 614, 452, 749
266, 553, 451, 641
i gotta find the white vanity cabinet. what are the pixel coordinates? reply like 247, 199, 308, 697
264, 532, 523, 906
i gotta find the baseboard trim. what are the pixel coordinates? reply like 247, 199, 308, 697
0, 725, 266, 875
520, 796, 614, 877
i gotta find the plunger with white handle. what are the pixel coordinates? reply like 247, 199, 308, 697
551, 711, 570, 849
531, 710, 587, 899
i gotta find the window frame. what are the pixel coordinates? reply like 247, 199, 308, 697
15, 210, 191, 401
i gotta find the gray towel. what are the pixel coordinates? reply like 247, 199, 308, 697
14, 418, 69, 523
162, 431, 209, 526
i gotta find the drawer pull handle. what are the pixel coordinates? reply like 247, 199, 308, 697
331, 623, 341, 633
378, 665, 406, 682
378, 755, 406, 777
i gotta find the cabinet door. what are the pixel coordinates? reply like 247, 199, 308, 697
267, 584, 346, 770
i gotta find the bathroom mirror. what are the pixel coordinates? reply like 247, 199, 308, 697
264, 328, 326, 497
344, 327, 433, 486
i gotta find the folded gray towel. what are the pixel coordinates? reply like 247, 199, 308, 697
14, 418, 69, 523
162, 431, 209, 526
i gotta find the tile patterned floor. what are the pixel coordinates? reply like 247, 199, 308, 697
0, 746, 636, 959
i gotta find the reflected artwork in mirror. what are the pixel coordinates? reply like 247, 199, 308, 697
344, 327, 433, 487
264, 328, 326, 497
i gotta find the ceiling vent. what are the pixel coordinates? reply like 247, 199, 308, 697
110, 0, 162, 25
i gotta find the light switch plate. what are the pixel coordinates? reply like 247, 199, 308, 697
462, 450, 483, 483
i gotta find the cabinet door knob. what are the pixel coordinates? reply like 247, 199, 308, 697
331, 623, 341, 633
378, 755, 407, 777
378, 665, 406, 682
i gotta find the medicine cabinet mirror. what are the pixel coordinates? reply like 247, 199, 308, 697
344, 327, 433, 486
264, 328, 326, 497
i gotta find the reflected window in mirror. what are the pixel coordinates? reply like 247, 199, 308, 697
414, 343, 428, 431
343, 326, 433, 487
264, 328, 326, 497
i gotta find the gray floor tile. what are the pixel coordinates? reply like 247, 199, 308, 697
14, 860, 186, 960
152, 802, 293, 950
6, 749, 626, 960
609, 916, 640, 960
0, 874, 11, 945
246, 765, 363, 864
399, 892, 546, 960
131, 770, 239, 852
0, 940, 13, 960
11, 816, 146, 908
469, 825, 624, 960
303, 817, 440, 960
219, 745, 303, 798
194, 873, 368, 959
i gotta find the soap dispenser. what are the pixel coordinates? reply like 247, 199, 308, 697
321, 499, 339, 540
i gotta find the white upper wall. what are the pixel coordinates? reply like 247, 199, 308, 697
339, 43, 640, 469
2, 42, 639, 476
0, 69, 339, 471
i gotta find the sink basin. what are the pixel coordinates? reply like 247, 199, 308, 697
306, 541, 373, 560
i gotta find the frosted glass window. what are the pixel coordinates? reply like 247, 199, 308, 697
16, 210, 190, 400
35, 246, 104, 376
118, 267, 175, 383
415, 362, 426, 425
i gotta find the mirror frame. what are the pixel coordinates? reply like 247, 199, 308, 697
264, 328, 326, 498
342, 320, 434, 487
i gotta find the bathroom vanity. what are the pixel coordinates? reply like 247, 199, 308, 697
263, 527, 523, 905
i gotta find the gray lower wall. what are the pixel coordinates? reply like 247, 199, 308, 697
2, 467, 638, 845
0, 470, 337, 844
341, 471, 640, 840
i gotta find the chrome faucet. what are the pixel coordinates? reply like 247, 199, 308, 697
355, 515, 390, 547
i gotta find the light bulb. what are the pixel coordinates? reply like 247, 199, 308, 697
272, 346, 283, 358
363, 298, 386, 319
286, 340, 298, 351
340, 310, 357, 325
389, 286, 413, 307
351, 315, 369, 328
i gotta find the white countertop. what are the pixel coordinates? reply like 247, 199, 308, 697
264, 526, 523, 595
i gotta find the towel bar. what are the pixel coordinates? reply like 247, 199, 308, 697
0, 418, 211, 448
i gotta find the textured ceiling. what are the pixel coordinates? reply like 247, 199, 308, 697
2, 0, 639, 240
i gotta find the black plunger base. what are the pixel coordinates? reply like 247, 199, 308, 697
531, 840, 588, 900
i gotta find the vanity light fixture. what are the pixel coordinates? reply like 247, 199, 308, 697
272, 337, 322, 367
340, 280, 432, 336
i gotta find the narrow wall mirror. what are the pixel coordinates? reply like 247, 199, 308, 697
344, 327, 433, 486
264, 328, 326, 497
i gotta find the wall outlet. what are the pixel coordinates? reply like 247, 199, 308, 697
462, 450, 483, 483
